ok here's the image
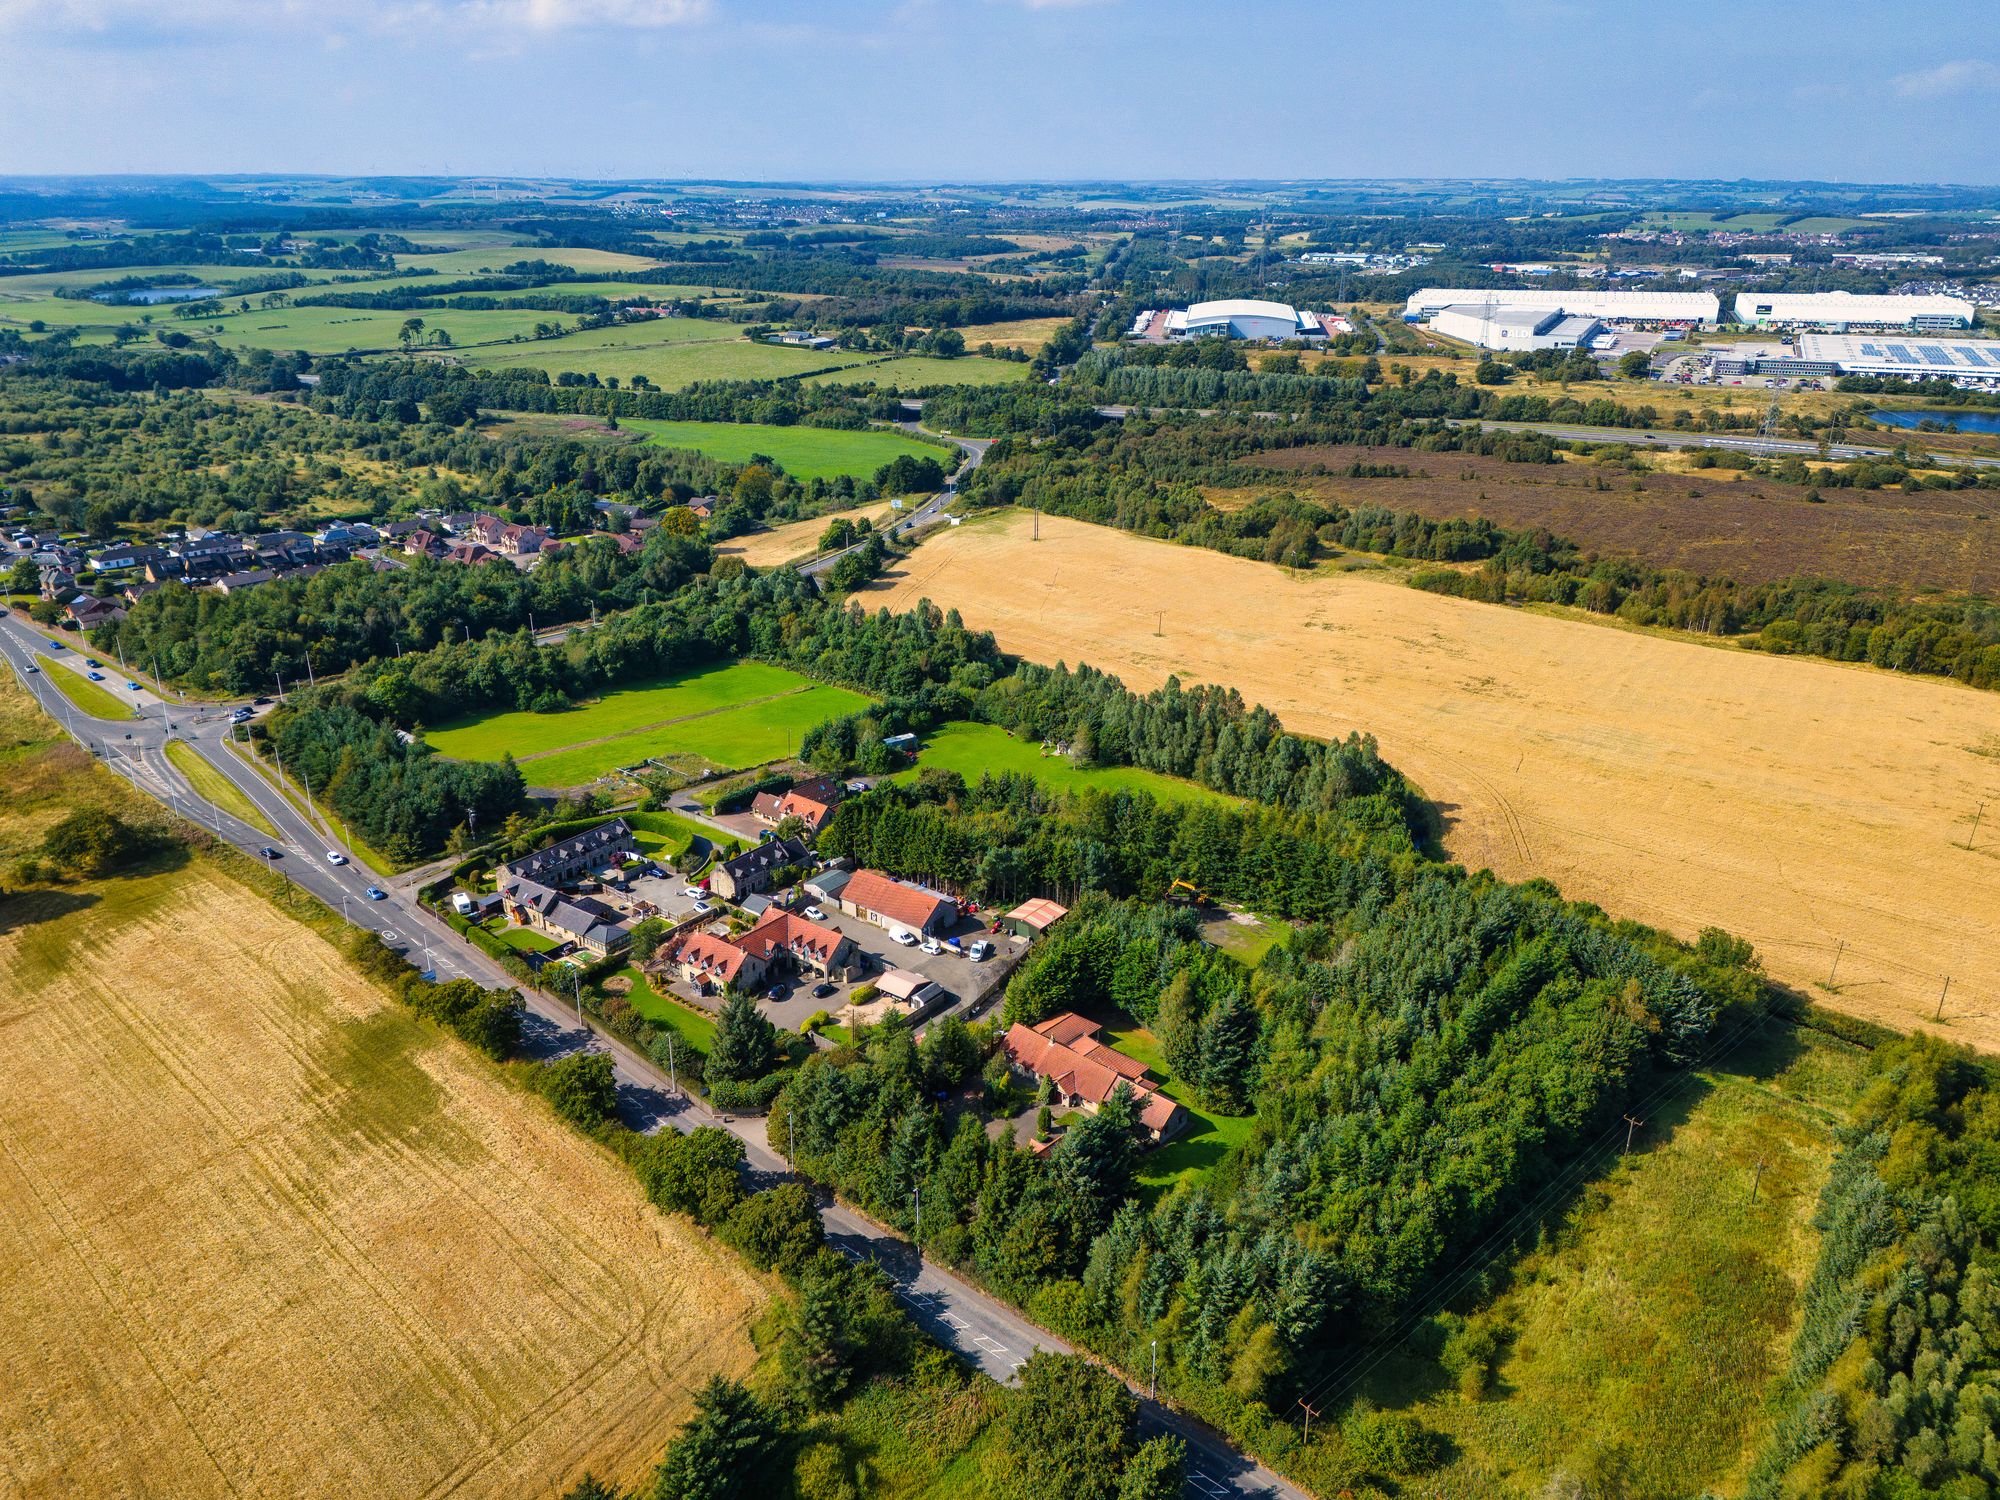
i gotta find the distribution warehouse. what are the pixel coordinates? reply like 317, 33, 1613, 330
1130, 299, 1342, 341
1426, 303, 1602, 351
1731, 290, 1974, 331
1714, 333, 2000, 387
1403, 287, 1719, 324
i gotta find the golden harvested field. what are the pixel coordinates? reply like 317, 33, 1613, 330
716, 501, 896, 568
869, 511, 2000, 1048
0, 773, 764, 1493
959, 316, 1068, 351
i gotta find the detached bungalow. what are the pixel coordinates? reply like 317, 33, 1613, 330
1002, 1012, 1187, 1144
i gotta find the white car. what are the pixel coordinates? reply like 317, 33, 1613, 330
682, 886, 705, 900
692, 900, 711, 914
803, 905, 826, 921
326, 851, 348, 866
890, 928, 918, 947
921, 937, 943, 956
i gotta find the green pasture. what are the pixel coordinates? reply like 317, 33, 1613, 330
804, 354, 1029, 389
894, 722, 1231, 808
393, 246, 664, 277
427, 659, 816, 761
524, 683, 869, 786
623, 418, 940, 480
460, 324, 866, 387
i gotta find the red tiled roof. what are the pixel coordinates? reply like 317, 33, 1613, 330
662, 929, 753, 982
844, 869, 951, 932
737, 909, 848, 966
1005, 898, 1069, 932
1004, 1012, 1181, 1135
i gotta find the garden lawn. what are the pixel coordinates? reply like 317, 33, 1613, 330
426, 660, 815, 763
523, 683, 871, 786
1099, 1018, 1255, 1200
614, 968, 716, 1059
42, 659, 136, 720
490, 921, 560, 954
622, 418, 943, 481
895, 722, 1230, 808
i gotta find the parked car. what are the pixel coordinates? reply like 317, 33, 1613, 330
692, 899, 711, 914
258, 846, 282, 860
891, 928, 918, 947
451, 892, 474, 915
325, 851, 347, 865
812, 981, 836, 999
681, 885, 705, 900
364, 886, 387, 901
921, 937, 943, 956
803, 904, 826, 921
766, 983, 790, 1001
968, 940, 993, 962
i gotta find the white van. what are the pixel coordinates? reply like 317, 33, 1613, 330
890, 928, 918, 947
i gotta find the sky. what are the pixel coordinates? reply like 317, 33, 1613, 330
0, 0, 1995, 185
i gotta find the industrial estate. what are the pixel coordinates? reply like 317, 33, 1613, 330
4, 40, 2000, 1500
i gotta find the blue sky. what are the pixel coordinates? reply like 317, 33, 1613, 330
0, 0, 1995, 185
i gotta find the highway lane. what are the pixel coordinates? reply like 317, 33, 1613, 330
0, 607, 1297, 1500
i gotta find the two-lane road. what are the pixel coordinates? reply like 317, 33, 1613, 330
0, 608, 1299, 1500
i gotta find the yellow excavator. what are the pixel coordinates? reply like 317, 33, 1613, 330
1166, 878, 1211, 907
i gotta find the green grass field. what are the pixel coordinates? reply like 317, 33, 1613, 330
392, 246, 665, 277
623, 418, 942, 480
41, 658, 136, 720
524, 684, 870, 786
427, 660, 817, 761
163, 740, 280, 839
613, 967, 716, 1059
803, 355, 1029, 389
1333, 1023, 1872, 1498
895, 722, 1231, 808
460, 324, 865, 388
1098, 1017, 1255, 1199
426, 659, 870, 786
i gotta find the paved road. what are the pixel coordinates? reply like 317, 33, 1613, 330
799, 429, 991, 585
0, 608, 1296, 1500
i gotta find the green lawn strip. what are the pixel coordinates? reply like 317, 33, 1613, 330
802, 354, 1030, 388
425, 660, 818, 762
1100, 1018, 1255, 1199
225, 739, 401, 877
621, 418, 942, 481
522, 684, 871, 787
41, 656, 137, 720
625, 808, 745, 858
485, 918, 561, 954
162, 740, 280, 839
893, 722, 1231, 808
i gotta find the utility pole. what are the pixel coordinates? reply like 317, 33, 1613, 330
1935, 975, 1952, 1023
1750, 1159, 1767, 1205
1296, 1398, 1320, 1442
571, 967, 585, 1030
1622, 1113, 1644, 1154
1148, 1339, 1158, 1400
666, 1032, 677, 1097
787, 1109, 795, 1166
912, 1184, 920, 1241
1827, 939, 1845, 988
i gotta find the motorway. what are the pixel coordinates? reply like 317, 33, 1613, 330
0, 607, 1294, 1500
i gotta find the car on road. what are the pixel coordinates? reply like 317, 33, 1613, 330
229, 708, 252, 723
125, 681, 140, 691
44, 640, 63, 651
890, 928, 918, 947
24, 664, 37, 673
803, 904, 826, 921
258, 846, 282, 860
325, 851, 347, 865
812, 981, 837, 999
87, 670, 105, 681
85, 658, 102, 668
364, 886, 387, 901
252, 696, 272, 706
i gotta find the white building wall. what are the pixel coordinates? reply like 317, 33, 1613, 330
1405, 287, 1718, 323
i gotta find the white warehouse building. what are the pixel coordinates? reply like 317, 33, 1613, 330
1429, 303, 1603, 352
1732, 290, 1974, 332
1405, 287, 1719, 325
1165, 299, 1332, 341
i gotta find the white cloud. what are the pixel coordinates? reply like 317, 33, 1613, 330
1891, 58, 2000, 98
468, 0, 709, 27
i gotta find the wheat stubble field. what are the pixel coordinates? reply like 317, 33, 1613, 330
869, 510, 2000, 1048
0, 859, 763, 1499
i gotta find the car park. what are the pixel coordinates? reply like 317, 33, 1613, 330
326, 851, 347, 865
365, 886, 386, 901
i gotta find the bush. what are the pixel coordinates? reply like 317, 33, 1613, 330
726, 1182, 824, 1276
539, 1051, 617, 1129
1340, 1403, 1445, 1476
707, 1072, 787, 1113
40, 807, 156, 876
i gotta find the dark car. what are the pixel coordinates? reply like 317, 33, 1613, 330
258, 846, 282, 860
252, 696, 272, 706
766, 983, 791, 1001
812, 981, 836, 999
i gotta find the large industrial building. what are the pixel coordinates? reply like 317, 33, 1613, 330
1130, 299, 1339, 342
1404, 287, 1719, 325
1427, 303, 1603, 352
1713, 333, 2000, 387
1731, 290, 1974, 332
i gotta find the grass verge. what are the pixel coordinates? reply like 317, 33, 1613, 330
163, 739, 281, 839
